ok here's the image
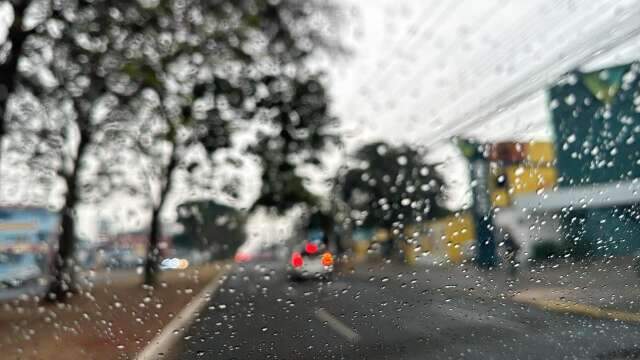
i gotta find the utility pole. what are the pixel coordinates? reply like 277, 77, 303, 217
455, 138, 497, 268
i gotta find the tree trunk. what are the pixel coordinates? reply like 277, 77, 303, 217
144, 207, 162, 285
45, 129, 90, 302
46, 200, 78, 300
143, 144, 178, 285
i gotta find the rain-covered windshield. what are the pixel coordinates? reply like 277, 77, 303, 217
2, 1, 640, 359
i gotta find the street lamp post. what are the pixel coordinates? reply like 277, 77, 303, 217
456, 138, 497, 268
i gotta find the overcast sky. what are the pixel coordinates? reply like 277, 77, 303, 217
3, 0, 640, 240
323, 0, 640, 211
329, 0, 640, 145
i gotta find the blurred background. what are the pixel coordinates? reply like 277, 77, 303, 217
2, 0, 640, 359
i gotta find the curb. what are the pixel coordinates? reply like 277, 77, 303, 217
136, 265, 231, 360
514, 291, 640, 323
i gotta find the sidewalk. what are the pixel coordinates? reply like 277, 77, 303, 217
445, 257, 640, 321
349, 256, 640, 322
509, 258, 640, 320
0, 262, 228, 360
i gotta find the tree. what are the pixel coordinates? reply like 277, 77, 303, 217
250, 74, 340, 214
174, 200, 246, 259
8, 0, 343, 292
338, 142, 448, 236
119, 0, 341, 284
236, 0, 343, 215
117, 1, 255, 285
9, 0, 156, 300
0, 1, 37, 175
129, 80, 239, 285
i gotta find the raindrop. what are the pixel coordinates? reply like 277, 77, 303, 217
564, 94, 576, 105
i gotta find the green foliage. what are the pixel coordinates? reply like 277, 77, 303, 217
121, 63, 161, 90
454, 137, 483, 160
337, 142, 448, 229
6, 0, 342, 288
175, 201, 246, 260
250, 74, 339, 214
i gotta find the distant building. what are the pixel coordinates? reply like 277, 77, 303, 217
549, 62, 640, 256
0, 207, 59, 285
458, 140, 560, 263
108, 229, 172, 257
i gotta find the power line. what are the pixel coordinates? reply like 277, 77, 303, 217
364, 2, 464, 91
382, 0, 509, 97
437, 6, 640, 132
354, 0, 534, 110
391, 0, 619, 111
419, 8, 640, 147
354, 0, 554, 116
353, 2, 464, 101
375, 0, 625, 132
441, 0, 619, 99
340, 0, 640, 150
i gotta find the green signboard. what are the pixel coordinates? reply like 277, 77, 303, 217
549, 63, 640, 256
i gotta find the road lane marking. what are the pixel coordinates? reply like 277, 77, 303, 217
441, 304, 527, 333
136, 264, 232, 360
315, 308, 361, 343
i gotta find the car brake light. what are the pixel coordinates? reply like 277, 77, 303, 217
234, 252, 252, 263
305, 242, 318, 254
291, 252, 303, 267
321, 252, 333, 266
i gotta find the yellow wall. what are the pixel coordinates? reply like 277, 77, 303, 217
491, 188, 510, 207
526, 142, 555, 165
352, 241, 369, 261
407, 142, 557, 265
405, 212, 476, 264
442, 214, 475, 263
504, 165, 557, 195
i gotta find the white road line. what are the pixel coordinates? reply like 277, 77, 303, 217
136, 266, 231, 360
315, 308, 361, 343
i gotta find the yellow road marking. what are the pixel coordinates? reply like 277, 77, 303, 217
516, 297, 640, 323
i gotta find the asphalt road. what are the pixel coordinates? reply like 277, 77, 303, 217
175, 261, 640, 359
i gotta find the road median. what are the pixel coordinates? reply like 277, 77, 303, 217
136, 264, 231, 360
0, 262, 229, 360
